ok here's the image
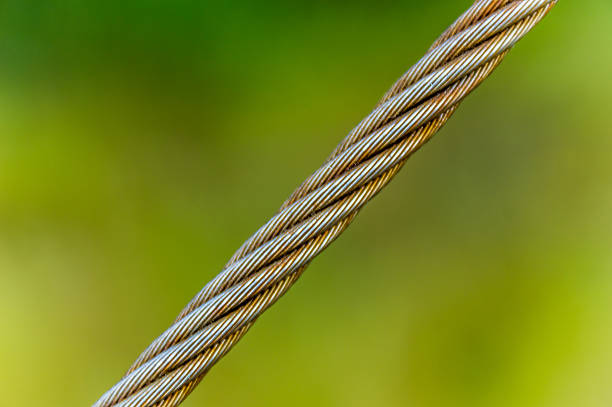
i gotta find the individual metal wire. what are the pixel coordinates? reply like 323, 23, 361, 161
93, 1, 556, 406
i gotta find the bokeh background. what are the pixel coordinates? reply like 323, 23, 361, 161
1, 1, 610, 406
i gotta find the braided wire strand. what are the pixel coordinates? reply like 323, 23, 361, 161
93, 1, 556, 406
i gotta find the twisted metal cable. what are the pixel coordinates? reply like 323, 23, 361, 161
93, 1, 556, 406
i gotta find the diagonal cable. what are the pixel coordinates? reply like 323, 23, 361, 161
93, 1, 557, 406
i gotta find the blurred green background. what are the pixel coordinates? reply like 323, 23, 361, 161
1, 1, 610, 406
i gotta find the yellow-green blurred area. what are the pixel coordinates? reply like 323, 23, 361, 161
1, 1, 611, 406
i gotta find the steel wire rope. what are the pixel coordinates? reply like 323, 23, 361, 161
93, 1, 557, 406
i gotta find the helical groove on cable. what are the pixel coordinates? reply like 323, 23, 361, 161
93, 1, 557, 406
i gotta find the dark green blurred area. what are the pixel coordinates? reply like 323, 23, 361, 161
1, 1, 611, 406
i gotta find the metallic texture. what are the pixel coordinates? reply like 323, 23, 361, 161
93, 1, 556, 406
